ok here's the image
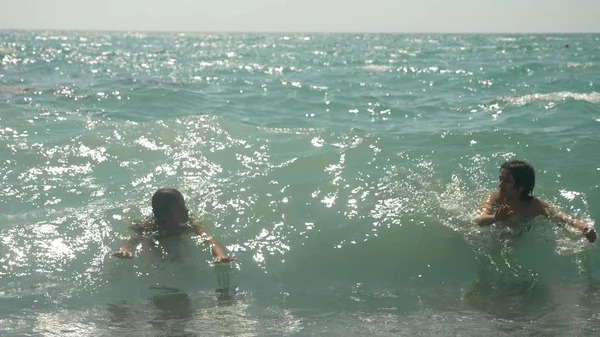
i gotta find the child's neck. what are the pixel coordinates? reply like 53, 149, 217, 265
505, 195, 529, 206
156, 219, 178, 229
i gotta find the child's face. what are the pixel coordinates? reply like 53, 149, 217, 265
169, 198, 189, 224
498, 168, 521, 198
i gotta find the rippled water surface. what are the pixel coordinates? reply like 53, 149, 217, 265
1, 32, 600, 336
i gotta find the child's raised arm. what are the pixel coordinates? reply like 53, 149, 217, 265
539, 200, 597, 243
191, 221, 235, 263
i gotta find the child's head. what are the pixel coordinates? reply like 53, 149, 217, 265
499, 160, 535, 200
151, 188, 189, 226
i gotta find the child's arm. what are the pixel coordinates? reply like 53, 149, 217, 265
539, 200, 597, 243
191, 222, 235, 263
112, 235, 141, 258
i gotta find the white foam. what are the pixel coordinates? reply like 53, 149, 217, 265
362, 65, 392, 72
396, 49, 418, 57
496, 37, 517, 42
506, 92, 600, 106
546, 36, 567, 41
566, 62, 595, 69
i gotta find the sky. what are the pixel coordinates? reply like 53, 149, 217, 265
0, 0, 599, 33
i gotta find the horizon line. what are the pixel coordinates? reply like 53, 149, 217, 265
1, 28, 599, 35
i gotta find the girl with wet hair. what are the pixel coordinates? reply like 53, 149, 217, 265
113, 188, 234, 263
476, 160, 596, 243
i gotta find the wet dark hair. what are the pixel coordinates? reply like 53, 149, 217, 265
151, 188, 185, 224
500, 160, 535, 200
130, 188, 186, 232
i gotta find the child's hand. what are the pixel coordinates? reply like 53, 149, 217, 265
584, 227, 597, 243
112, 250, 134, 259
494, 202, 514, 222
213, 255, 236, 264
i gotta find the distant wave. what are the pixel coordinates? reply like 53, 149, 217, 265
362, 65, 393, 72
503, 92, 600, 107
566, 62, 596, 69
496, 37, 518, 42
545, 36, 568, 41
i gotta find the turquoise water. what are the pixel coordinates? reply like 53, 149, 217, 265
1, 31, 600, 336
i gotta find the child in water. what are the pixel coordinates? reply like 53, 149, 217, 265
113, 188, 235, 263
476, 160, 597, 243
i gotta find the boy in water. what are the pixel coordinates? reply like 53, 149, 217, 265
476, 160, 597, 243
113, 188, 235, 263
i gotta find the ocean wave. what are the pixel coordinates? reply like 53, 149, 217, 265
566, 62, 596, 69
502, 92, 600, 107
362, 65, 393, 72
545, 36, 568, 41
496, 37, 518, 42
3, 31, 600, 336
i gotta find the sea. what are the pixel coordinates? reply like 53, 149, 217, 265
1, 31, 600, 336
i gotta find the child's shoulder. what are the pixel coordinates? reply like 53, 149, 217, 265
128, 217, 156, 233
188, 218, 203, 226
528, 196, 550, 213
485, 190, 502, 203
187, 218, 204, 230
